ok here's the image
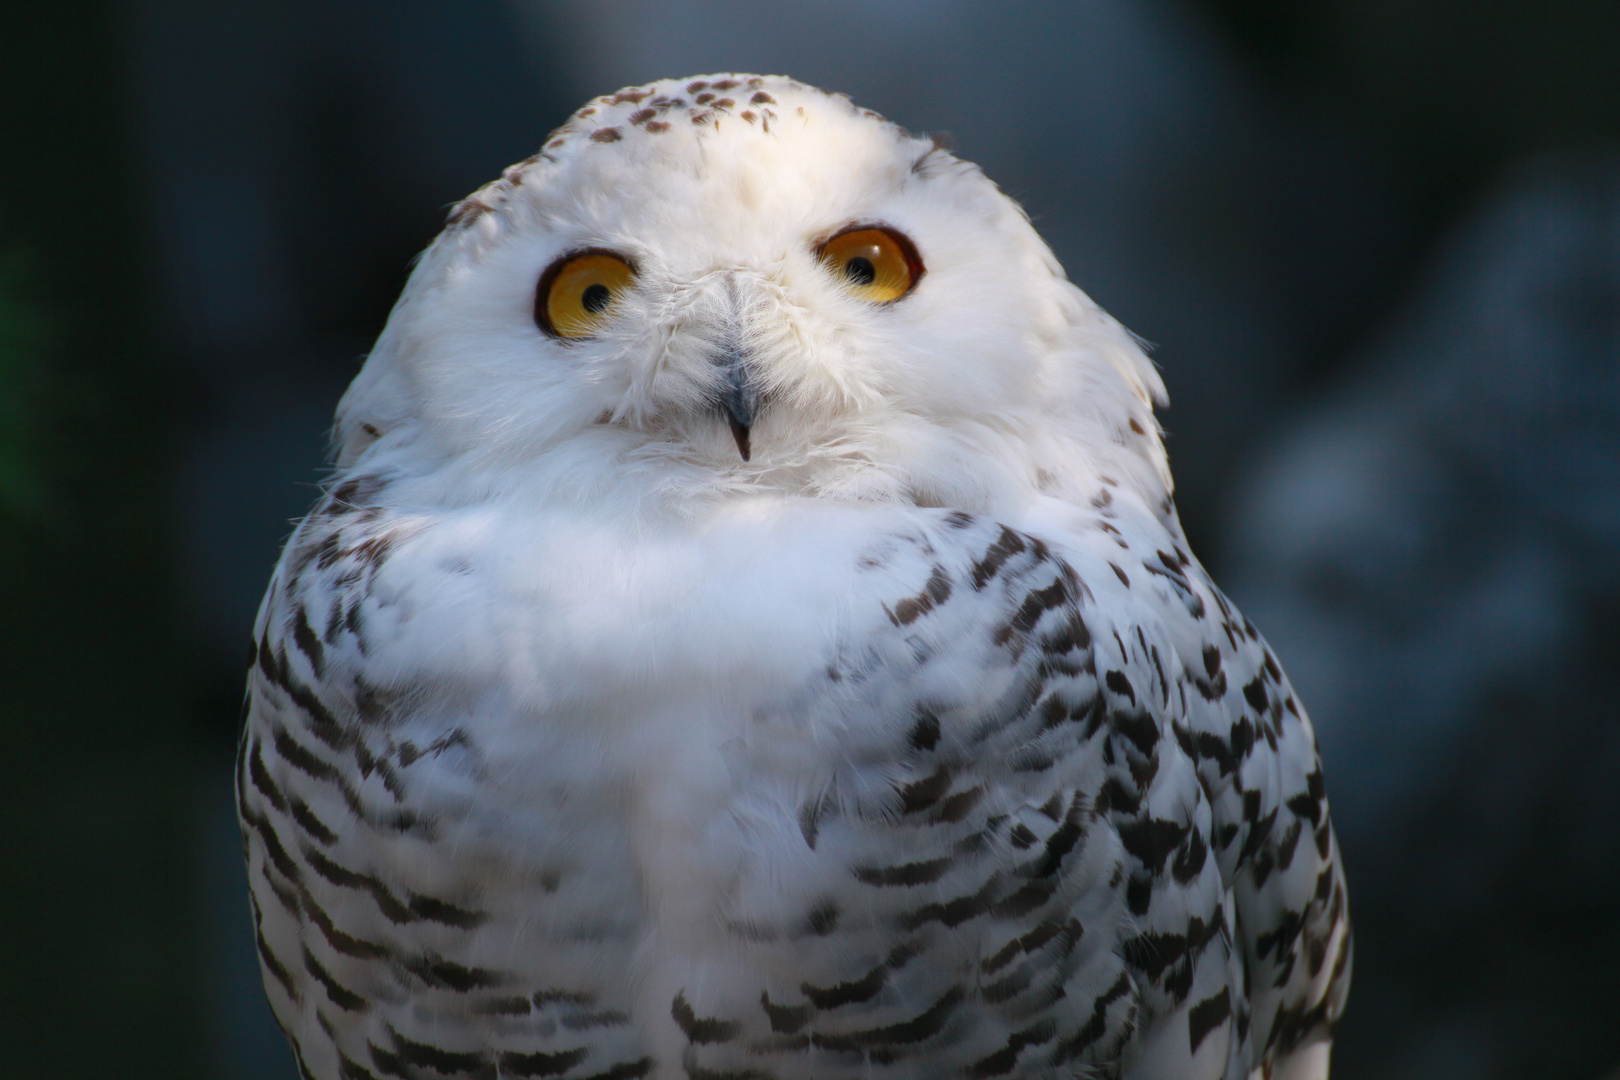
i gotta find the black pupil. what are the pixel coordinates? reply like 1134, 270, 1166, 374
845, 255, 877, 286
582, 283, 611, 313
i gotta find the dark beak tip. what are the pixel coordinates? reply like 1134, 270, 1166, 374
726, 413, 752, 461
716, 344, 757, 462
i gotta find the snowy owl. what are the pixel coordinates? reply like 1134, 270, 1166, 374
238, 75, 1350, 1080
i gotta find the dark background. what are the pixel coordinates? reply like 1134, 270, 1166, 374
2, 2, 1617, 1077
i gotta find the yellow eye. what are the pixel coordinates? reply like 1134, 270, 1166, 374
816, 226, 923, 304
536, 250, 637, 339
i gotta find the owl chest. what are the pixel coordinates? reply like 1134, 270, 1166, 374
452, 688, 872, 934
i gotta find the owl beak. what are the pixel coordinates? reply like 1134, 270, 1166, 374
715, 347, 759, 462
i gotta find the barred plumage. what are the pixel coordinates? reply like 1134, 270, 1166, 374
239, 74, 1348, 1080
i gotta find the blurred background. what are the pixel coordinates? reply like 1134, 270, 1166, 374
2, 1, 1616, 1077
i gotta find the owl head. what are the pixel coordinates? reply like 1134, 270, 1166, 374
336, 75, 1170, 518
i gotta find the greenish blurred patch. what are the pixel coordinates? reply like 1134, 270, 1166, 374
0, 3, 204, 1075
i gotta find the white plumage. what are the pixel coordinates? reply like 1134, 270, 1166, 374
239, 75, 1349, 1080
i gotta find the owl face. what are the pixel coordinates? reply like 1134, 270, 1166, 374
339, 76, 1167, 512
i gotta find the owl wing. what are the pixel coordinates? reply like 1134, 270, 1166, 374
647, 508, 1348, 1080
776, 506, 1350, 1080
1103, 516, 1353, 1078
237, 474, 659, 1080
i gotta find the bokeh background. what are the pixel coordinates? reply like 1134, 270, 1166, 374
3, 1, 1617, 1077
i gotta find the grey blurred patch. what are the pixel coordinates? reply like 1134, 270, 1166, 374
1220, 151, 1620, 1080
1223, 152, 1620, 839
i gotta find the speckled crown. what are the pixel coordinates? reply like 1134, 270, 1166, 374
444, 74, 902, 233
